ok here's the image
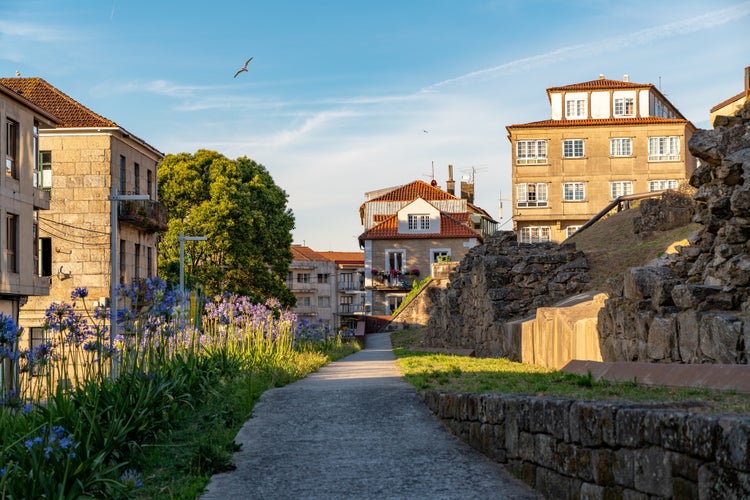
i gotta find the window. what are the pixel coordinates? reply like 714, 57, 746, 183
610, 138, 632, 157
648, 136, 680, 161
39, 151, 52, 189
563, 182, 585, 201
6, 214, 18, 272
386, 294, 405, 315
39, 237, 52, 277
517, 183, 548, 207
565, 98, 586, 119
649, 179, 679, 191
119, 156, 126, 194
147, 247, 153, 278
134, 243, 141, 279
29, 328, 49, 376
119, 240, 126, 282
147, 170, 153, 199
6, 119, 18, 179
614, 97, 635, 117
566, 226, 580, 238
296, 273, 310, 283
610, 181, 633, 199
563, 139, 584, 158
318, 296, 330, 308
134, 163, 140, 194
519, 226, 551, 243
408, 214, 430, 230
317, 273, 329, 284
33, 122, 39, 187
516, 140, 547, 165
298, 296, 311, 307
431, 249, 451, 263
386, 250, 405, 273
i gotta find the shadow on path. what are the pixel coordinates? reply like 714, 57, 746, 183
201, 332, 539, 499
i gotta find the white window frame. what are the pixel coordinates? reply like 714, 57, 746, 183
614, 97, 635, 117
431, 248, 451, 263
407, 213, 430, 231
563, 139, 584, 158
516, 183, 548, 208
610, 138, 632, 157
566, 226, 580, 238
565, 98, 587, 119
385, 249, 405, 274
610, 181, 634, 199
563, 182, 585, 201
516, 140, 547, 165
519, 226, 551, 243
648, 136, 680, 162
318, 296, 331, 308
648, 179, 679, 192
298, 296, 311, 307
385, 294, 406, 315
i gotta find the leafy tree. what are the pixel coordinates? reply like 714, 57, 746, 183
157, 150, 295, 305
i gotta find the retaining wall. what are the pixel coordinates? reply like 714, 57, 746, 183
420, 390, 750, 499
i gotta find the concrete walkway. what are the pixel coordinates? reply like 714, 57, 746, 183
201, 332, 539, 499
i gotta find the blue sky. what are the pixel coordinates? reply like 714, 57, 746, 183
2, 1, 749, 251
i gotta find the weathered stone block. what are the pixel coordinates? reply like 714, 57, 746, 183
633, 446, 672, 497
623, 266, 675, 300
534, 433, 557, 470
699, 313, 742, 363
716, 416, 750, 471
698, 463, 750, 499
647, 315, 676, 361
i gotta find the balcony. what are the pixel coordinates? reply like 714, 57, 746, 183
287, 280, 316, 292
370, 273, 418, 290
33, 188, 51, 210
338, 304, 364, 315
338, 280, 364, 292
118, 199, 167, 233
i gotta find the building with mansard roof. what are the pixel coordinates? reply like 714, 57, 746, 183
506, 74, 697, 243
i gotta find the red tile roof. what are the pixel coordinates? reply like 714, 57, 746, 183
507, 117, 689, 129
291, 245, 329, 261
359, 212, 481, 241
317, 251, 364, 264
0, 77, 117, 128
369, 179, 457, 202
547, 78, 650, 92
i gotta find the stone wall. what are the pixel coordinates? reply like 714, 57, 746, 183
424, 231, 591, 357
421, 390, 750, 499
598, 102, 750, 363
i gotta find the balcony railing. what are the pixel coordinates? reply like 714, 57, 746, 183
118, 199, 167, 233
338, 304, 364, 314
370, 273, 418, 290
338, 280, 364, 291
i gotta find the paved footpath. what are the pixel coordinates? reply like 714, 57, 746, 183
202, 332, 540, 500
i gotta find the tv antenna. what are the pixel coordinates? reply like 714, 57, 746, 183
423, 160, 435, 183
459, 165, 488, 183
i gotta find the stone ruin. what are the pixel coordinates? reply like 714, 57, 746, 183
598, 102, 750, 364
424, 231, 591, 356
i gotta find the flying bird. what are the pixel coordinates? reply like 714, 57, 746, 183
234, 57, 253, 78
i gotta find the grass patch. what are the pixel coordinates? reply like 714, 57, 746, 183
392, 329, 750, 415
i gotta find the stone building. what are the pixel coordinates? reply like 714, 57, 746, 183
507, 74, 697, 243
317, 251, 365, 331
0, 78, 165, 349
358, 177, 497, 316
709, 66, 749, 126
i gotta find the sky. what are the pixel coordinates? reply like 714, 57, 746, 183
1, 1, 749, 252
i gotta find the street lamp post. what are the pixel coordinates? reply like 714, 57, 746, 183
109, 191, 149, 377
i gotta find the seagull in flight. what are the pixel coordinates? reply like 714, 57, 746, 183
234, 57, 253, 78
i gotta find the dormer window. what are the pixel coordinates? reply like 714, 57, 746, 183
614, 97, 634, 117
565, 97, 587, 119
408, 214, 430, 230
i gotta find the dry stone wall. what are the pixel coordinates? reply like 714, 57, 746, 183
598, 102, 750, 364
424, 231, 590, 357
421, 390, 750, 499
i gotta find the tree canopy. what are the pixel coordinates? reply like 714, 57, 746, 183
157, 150, 295, 305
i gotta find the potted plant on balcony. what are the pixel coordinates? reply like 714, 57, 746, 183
408, 268, 420, 277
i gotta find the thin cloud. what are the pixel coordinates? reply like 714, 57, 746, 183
0, 20, 68, 42
429, 1, 750, 89
264, 109, 359, 148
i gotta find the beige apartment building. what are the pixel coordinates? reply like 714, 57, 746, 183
359, 178, 497, 316
0, 78, 165, 346
507, 74, 697, 243
0, 83, 57, 322
287, 246, 365, 332
709, 66, 749, 126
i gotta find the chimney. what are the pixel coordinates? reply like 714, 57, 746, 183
745, 66, 750, 98
598, 74, 604, 80
446, 164, 455, 196
623, 74, 629, 82
460, 180, 474, 204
